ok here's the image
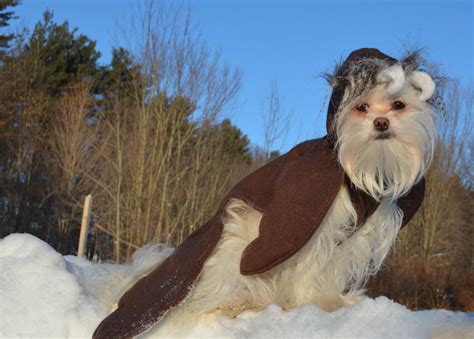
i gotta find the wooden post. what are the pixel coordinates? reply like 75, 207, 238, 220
77, 194, 92, 257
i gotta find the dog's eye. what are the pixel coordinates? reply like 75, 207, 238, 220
392, 101, 405, 110
355, 103, 369, 112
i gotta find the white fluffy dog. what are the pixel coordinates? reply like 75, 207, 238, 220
93, 50, 438, 338
145, 56, 437, 336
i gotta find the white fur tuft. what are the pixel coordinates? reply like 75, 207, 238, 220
410, 71, 436, 101
376, 64, 405, 97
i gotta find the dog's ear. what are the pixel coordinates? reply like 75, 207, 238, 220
376, 64, 405, 96
410, 71, 436, 101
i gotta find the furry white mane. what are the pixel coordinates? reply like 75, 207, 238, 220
336, 68, 436, 201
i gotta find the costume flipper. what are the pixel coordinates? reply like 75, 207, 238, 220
92, 215, 224, 339
240, 139, 344, 275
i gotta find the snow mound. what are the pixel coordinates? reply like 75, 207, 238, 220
189, 299, 473, 339
1, 233, 473, 338
0, 233, 104, 337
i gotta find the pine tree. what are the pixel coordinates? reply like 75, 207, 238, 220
26, 10, 102, 97
0, 0, 19, 57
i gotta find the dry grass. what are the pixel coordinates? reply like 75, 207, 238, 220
367, 258, 474, 312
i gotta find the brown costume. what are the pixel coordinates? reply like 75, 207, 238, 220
93, 48, 426, 338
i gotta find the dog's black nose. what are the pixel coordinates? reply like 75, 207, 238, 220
374, 117, 390, 132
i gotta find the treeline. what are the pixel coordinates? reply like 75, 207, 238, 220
0, 1, 263, 260
1, 2, 473, 310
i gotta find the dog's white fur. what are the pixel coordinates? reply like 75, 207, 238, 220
146, 68, 436, 335
153, 192, 403, 335
336, 78, 435, 201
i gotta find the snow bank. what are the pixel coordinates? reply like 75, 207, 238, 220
188, 299, 474, 339
1, 233, 473, 338
0, 233, 104, 337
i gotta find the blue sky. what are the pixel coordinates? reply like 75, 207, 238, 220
14, 0, 473, 152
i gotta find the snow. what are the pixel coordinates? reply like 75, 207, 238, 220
1, 233, 473, 338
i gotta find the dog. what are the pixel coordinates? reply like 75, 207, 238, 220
93, 48, 437, 338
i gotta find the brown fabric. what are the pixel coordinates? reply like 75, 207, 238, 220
92, 137, 346, 338
399, 177, 426, 228
93, 48, 427, 339
345, 176, 425, 230
345, 176, 379, 227
93, 136, 425, 338
239, 138, 344, 274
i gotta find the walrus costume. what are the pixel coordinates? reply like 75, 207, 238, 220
93, 48, 435, 338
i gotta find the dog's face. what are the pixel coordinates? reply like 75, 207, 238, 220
336, 66, 436, 201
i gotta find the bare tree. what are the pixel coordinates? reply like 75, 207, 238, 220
88, 1, 245, 261
261, 80, 291, 159
48, 82, 102, 251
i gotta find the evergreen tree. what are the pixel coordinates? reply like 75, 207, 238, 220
199, 118, 251, 162
26, 10, 102, 97
0, 0, 19, 57
217, 118, 250, 160
101, 47, 139, 95
0, 10, 104, 244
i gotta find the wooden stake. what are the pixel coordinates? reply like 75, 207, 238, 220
78, 194, 92, 257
